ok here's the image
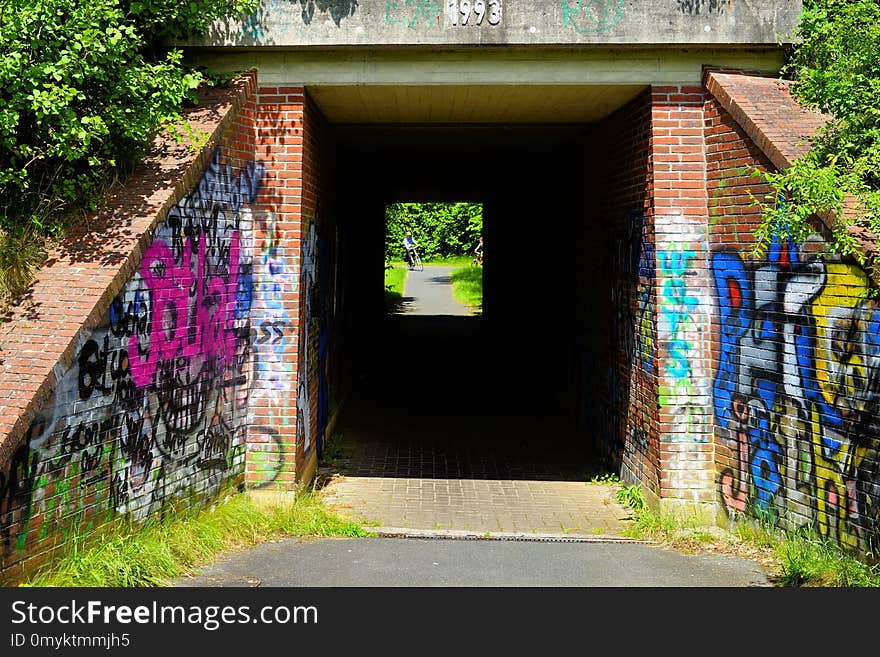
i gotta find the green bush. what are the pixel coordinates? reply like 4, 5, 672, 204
385, 202, 482, 262
0, 0, 257, 236
753, 0, 880, 261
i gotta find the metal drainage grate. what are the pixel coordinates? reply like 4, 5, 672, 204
373, 528, 656, 545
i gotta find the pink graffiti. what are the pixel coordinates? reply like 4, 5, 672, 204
128, 232, 240, 388
721, 399, 749, 514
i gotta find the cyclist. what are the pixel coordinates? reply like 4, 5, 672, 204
403, 232, 419, 269
473, 235, 483, 266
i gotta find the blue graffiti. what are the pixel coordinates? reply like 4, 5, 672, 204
659, 249, 697, 380
712, 251, 751, 429
234, 265, 253, 320
749, 402, 783, 513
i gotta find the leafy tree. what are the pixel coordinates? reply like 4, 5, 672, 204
385, 202, 482, 262
753, 0, 880, 264
0, 0, 257, 236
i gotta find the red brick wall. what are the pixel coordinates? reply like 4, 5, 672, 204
705, 91, 880, 552
248, 87, 339, 486
589, 88, 661, 502
295, 93, 338, 478
247, 86, 306, 489
652, 85, 715, 513
0, 75, 260, 579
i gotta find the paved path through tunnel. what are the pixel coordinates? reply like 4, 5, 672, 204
320, 289, 632, 538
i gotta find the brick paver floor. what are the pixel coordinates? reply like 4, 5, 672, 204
318, 431, 635, 538
320, 311, 637, 538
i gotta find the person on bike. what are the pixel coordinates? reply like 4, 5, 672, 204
403, 232, 419, 269
474, 235, 483, 266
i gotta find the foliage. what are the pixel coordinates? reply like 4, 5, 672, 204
773, 529, 880, 587
589, 472, 622, 485
615, 483, 646, 512
385, 202, 482, 262
11, 488, 368, 587
0, 0, 257, 238
752, 0, 880, 263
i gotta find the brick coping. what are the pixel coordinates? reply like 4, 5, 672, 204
0, 72, 257, 466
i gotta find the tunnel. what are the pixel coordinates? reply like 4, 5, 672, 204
295, 83, 659, 496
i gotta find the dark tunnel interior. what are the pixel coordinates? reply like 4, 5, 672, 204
320, 121, 627, 479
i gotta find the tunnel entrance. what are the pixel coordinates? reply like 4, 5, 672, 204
311, 86, 652, 533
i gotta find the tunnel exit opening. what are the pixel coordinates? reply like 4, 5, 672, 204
383, 201, 484, 318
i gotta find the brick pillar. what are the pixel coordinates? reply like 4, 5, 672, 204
246, 86, 307, 490
650, 85, 716, 520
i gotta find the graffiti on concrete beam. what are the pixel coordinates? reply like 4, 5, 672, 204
676, 0, 730, 16
386, 0, 442, 29
561, 0, 625, 34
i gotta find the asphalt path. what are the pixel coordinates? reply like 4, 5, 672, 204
173, 536, 771, 587
397, 265, 473, 316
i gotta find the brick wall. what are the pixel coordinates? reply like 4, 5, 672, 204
590, 88, 661, 504
247, 85, 306, 489
705, 72, 880, 553
0, 74, 260, 578
652, 85, 715, 517
247, 86, 339, 488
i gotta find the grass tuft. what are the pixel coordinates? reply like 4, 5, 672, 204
0, 226, 46, 305
449, 266, 483, 311
384, 263, 407, 313
611, 483, 880, 586
15, 489, 369, 587
773, 530, 880, 587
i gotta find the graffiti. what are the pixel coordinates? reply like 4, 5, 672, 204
561, 0, 625, 34
253, 211, 295, 403
676, 0, 729, 15
636, 213, 655, 373
657, 236, 709, 444
712, 237, 880, 550
386, 0, 442, 29
247, 425, 284, 488
1, 149, 262, 563
607, 210, 657, 488
659, 246, 698, 381
297, 221, 318, 456
242, 11, 266, 39
293, 0, 359, 25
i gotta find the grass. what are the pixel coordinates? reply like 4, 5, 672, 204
384, 263, 407, 313
610, 481, 880, 587
0, 227, 47, 309
11, 488, 369, 587
428, 254, 474, 267
449, 266, 483, 311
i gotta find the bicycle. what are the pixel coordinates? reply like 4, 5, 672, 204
407, 247, 423, 272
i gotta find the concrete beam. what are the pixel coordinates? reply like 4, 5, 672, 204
187, 46, 785, 86
180, 0, 802, 48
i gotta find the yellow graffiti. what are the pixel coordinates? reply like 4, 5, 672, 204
812, 263, 869, 406
638, 300, 654, 367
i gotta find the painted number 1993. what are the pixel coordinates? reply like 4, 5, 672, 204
447, 0, 502, 26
